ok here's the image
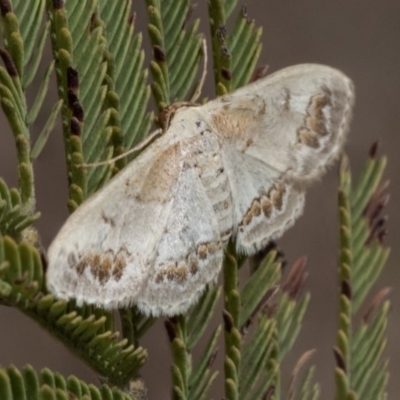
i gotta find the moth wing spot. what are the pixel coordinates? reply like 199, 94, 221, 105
298, 128, 320, 148
75, 259, 86, 276
271, 183, 286, 210
297, 89, 332, 148
240, 182, 288, 229
197, 244, 208, 260
175, 264, 188, 284
113, 250, 128, 281
166, 263, 177, 281
101, 211, 116, 227
242, 200, 262, 226
189, 259, 199, 275
133, 144, 180, 203
155, 269, 165, 284
262, 199, 272, 218
70, 247, 129, 284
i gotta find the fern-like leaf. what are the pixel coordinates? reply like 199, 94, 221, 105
208, 1, 262, 95
0, 234, 147, 386
11, 0, 47, 87
295, 365, 320, 400
98, 0, 153, 162
0, 0, 53, 212
335, 145, 390, 399
229, 6, 263, 90
146, 0, 203, 109
238, 252, 313, 400
0, 364, 135, 400
0, 178, 40, 237
165, 288, 221, 400
47, 0, 117, 207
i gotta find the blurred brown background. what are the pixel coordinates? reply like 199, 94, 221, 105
0, 1, 399, 399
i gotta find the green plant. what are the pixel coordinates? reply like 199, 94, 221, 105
0, 1, 390, 399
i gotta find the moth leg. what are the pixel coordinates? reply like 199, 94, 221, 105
78, 128, 163, 168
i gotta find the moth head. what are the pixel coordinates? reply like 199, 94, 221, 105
158, 101, 199, 131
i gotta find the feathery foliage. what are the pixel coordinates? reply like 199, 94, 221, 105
47, 0, 115, 206
98, 0, 153, 162
0, 1, 392, 400
0, 364, 134, 400
222, 244, 314, 400
334, 145, 390, 400
146, 0, 203, 108
0, 178, 40, 237
0, 231, 147, 387
0, 0, 55, 222
208, 0, 262, 94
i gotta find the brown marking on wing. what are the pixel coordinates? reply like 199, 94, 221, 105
130, 143, 180, 203
155, 263, 188, 284
243, 200, 262, 226
298, 129, 319, 148
196, 241, 222, 260
152, 241, 222, 285
189, 259, 199, 275
154, 241, 222, 285
101, 211, 116, 227
90, 253, 112, 284
155, 269, 165, 284
197, 244, 208, 260
75, 259, 86, 276
155, 261, 188, 284
211, 96, 266, 142
246, 138, 254, 149
166, 263, 177, 281
113, 249, 128, 281
174, 264, 188, 284
240, 181, 287, 228
262, 199, 272, 218
212, 111, 247, 138
297, 88, 332, 148
308, 95, 330, 136
71, 247, 129, 284
271, 182, 286, 210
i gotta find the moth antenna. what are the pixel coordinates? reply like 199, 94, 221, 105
79, 128, 163, 168
190, 37, 208, 103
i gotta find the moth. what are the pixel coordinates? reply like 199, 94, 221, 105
47, 64, 354, 317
